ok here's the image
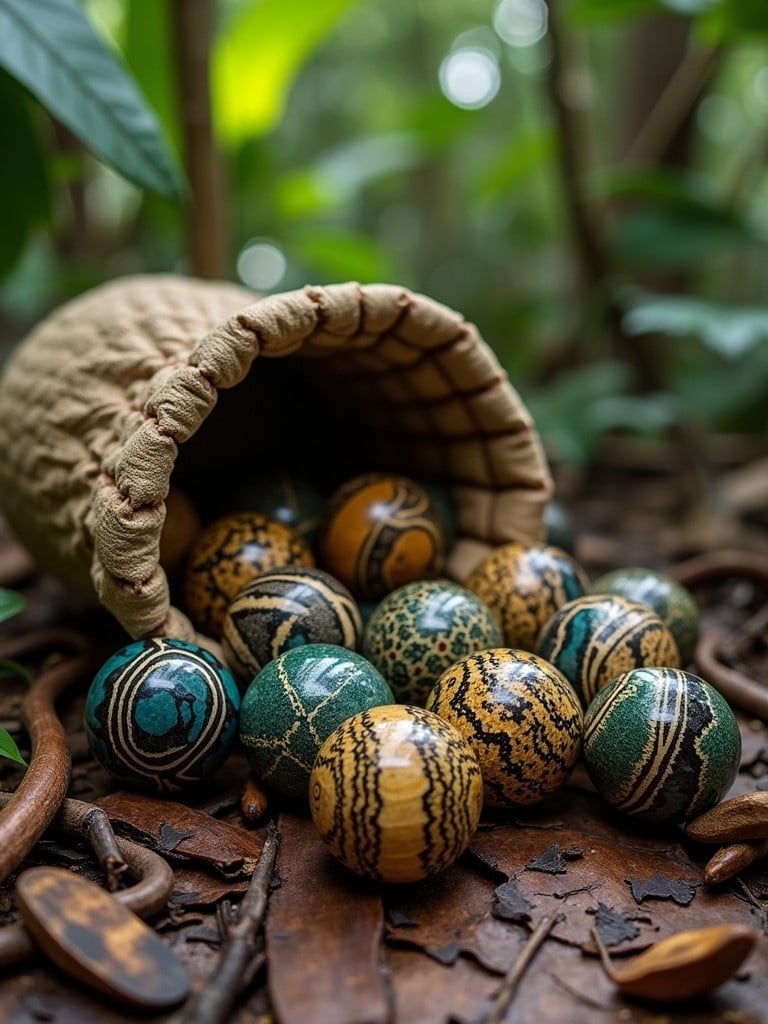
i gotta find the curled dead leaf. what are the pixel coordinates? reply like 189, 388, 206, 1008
592, 923, 757, 1002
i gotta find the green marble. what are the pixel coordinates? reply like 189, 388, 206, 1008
592, 567, 700, 665
363, 580, 502, 706
544, 500, 577, 555
238, 643, 394, 803
227, 472, 324, 550
536, 594, 681, 707
583, 667, 741, 826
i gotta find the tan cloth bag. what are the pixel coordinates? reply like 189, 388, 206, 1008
0, 274, 551, 648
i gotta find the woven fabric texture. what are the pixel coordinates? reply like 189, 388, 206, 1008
0, 274, 551, 647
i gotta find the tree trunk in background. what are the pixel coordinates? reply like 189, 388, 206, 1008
619, 13, 693, 166
171, 0, 229, 280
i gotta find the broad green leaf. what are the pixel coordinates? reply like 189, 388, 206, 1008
0, 70, 50, 279
699, 0, 768, 39
213, 0, 360, 145
0, 0, 184, 199
624, 293, 768, 357
566, 0, 662, 25
527, 361, 634, 467
0, 659, 33, 684
662, 0, 720, 12
289, 227, 396, 284
614, 208, 762, 270
0, 728, 27, 767
472, 129, 555, 200
0, 588, 24, 624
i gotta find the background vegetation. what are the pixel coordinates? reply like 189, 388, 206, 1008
1, 0, 767, 473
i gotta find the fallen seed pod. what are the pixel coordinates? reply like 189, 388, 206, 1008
704, 839, 768, 886
592, 923, 757, 1002
685, 792, 768, 844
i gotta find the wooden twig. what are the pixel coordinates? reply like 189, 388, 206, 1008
175, 826, 279, 1024
695, 630, 768, 723
0, 792, 175, 969
478, 915, 560, 1024
170, 0, 229, 279
0, 642, 98, 883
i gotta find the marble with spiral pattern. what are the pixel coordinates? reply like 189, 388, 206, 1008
310, 704, 483, 883
426, 648, 583, 808
583, 667, 741, 825
84, 638, 241, 791
222, 566, 363, 683
318, 473, 446, 600
536, 594, 681, 707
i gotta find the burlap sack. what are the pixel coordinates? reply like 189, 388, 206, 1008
0, 274, 551, 649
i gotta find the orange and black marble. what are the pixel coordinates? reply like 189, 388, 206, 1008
318, 474, 446, 601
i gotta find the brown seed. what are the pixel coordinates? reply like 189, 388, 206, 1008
703, 839, 768, 886
684, 792, 768, 844
593, 923, 757, 1002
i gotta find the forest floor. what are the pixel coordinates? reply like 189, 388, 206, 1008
1, 441, 767, 1024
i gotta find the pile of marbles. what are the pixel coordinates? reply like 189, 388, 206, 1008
85, 471, 741, 885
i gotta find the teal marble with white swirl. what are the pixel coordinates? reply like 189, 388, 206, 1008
239, 643, 394, 803
536, 594, 680, 707
591, 567, 700, 665
583, 667, 741, 826
84, 638, 241, 791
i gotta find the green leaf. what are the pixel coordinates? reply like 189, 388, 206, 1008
0, 588, 24, 625
213, 0, 360, 145
289, 226, 396, 283
624, 293, 768, 357
0, 0, 184, 199
662, 0, 720, 12
566, 0, 662, 25
0, 69, 50, 279
0, 728, 27, 767
527, 361, 634, 467
0, 659, 34, 684
699, 0, 768, 39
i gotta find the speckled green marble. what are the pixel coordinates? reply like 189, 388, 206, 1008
363, 581, 503, 705
583, 667, 741, 825
85, 638, 241, 792
466, 543, 589, 652
238, 644, 394, 803
426, 649, 583, 808
536, 594, 681, 707
592, 567, 700, 665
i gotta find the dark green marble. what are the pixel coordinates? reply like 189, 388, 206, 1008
544, 500, 577, 555
363, 580, 502, 706
84, 638, 241, 791
238, 643, 394, 803
592, 567, 700, 665
583, 667, 741, 826
226, 472, 324, 550
536, 594, 680, 707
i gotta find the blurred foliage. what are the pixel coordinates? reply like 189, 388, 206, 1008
0, 0, 767, 469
